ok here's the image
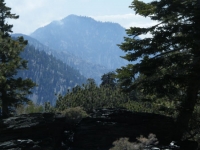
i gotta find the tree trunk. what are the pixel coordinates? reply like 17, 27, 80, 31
174, 83, 198, 140
1, 89, 9, 118
1, 53, 9, 117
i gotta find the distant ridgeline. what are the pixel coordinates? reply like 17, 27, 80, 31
15, 42, 86, 105
12, 33, 111, 84
30, 14, 131, 71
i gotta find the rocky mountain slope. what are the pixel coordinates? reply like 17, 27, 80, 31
30, 15, 129, 70
12, 37, 87, 104
12, 34, 111, 84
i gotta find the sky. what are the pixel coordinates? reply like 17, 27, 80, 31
5, 0, 155, 36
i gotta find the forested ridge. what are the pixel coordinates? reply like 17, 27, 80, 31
12, 33, 112, 84
16, 44, 86, 105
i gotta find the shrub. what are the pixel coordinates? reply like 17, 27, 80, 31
110, 137, 139, 150
44, 102, 55, 113
110, 133, 158, 150
15, 101, 43, 115
55, 84, 130, 112
136, 133, 159, 146
61, 107, 88, 125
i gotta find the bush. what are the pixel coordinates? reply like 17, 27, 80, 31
110, 137, 139, 150
110, 133, 158, 150
55, 85, 130, 112
61, 107, 88, 125
15, 101, 43, 115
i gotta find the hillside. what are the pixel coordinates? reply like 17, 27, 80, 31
12, 34, 111, 84
30, 15, 129, 70
15, 43, 86, 105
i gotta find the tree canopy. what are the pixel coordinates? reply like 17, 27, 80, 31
100, 72, 116, 88
116, 0, 200, 139
0, 0, 36, 117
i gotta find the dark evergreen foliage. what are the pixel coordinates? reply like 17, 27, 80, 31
116, 0, 200, 139
0, 0, 36, 117
55, 80, 130, 112
100, 71, 117, 88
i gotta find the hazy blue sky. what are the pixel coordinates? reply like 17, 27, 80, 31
6, 0, 155, 35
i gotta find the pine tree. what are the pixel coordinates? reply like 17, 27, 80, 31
100, 72, 116, 88
0, 0, 36, 117
116, 0, 200, 139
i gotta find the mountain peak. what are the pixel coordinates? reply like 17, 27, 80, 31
30, 15, 129, 71
63, 14, 93, 20
61, 14, 96, 24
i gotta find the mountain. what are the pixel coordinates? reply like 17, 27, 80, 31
30, 15, 129, 70
12, 34, 111, 84
13, 40, 87, 105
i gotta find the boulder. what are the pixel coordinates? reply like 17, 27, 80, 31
0, 109, 198, 150
0, 113, 66, 150
72, 108, 176, 149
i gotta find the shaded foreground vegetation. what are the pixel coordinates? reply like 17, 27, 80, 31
13, 77, 200, 146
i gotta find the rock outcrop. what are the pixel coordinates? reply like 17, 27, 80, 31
72, 108, 175, 149
0, 113, 66, 149
0, 109, 198, 150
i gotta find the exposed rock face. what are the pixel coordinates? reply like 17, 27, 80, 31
0, 109, 198, 150
0, 113, 66, 150
72, 108, 176, 149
